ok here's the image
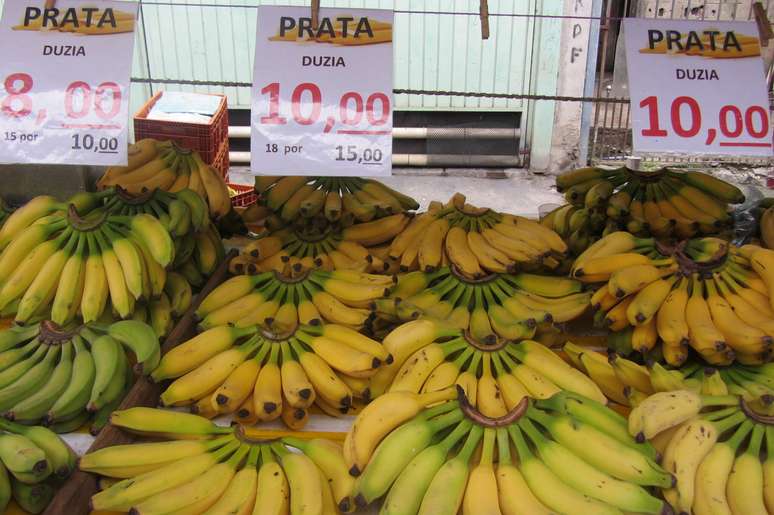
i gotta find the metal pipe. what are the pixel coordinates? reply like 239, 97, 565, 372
229, 151, 522, 167
227, 126, 521, 139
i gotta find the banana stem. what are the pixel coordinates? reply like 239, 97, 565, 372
702, 395, 742, 407
480, 428, 496, 466
747, 423, 765, 456
420, 399, 459, 420
495, 427, 512, 465
455, 425, 484, 463
417, 387, 458, 407
426, 408, 465, 433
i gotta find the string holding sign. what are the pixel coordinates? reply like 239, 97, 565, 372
479, 0, 489, 39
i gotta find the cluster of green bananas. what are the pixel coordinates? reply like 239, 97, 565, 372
98, 139, 232, 219
364, 319, 606, 412
627, 390, 773, 514
0, 196, 174, 326
196, 269, 393, 330
231, 220, 402, 277
574, 231, 774, 366
383, 193, 567, 279
541, 203, 611, 255
0, 420, 76, 514
564, 342, 774, 412
375, 267, 589, 344
0, 319, 158, 431
345, 387, 670, 514
82, 407, 355, 514
151, 319, 389, 427
100, 186, 226, 288
0, 197, 12, 230
753, 197, 774, 249
556, 166, 744, 239
254, 175, 419, 227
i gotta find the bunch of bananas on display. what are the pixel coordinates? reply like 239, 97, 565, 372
100, 186, 225, 288
627, 390, 773, 515
573, 231, 774, 366
82, 407, 354, 514
384, 193, 567, 278
97, 139, 233, 219
556, 166, 744, 239
254, 175, 419, 226
0, 197, 174, 326
151, 320, 388, 426
0, 420, 76, 514
754, 197, 774, 249
231, 221, 403, 276
541, 202, 611, 255
196, 268, 392, 330
0, 197, 12, 231
0, 319, 159, 432
564, 342, 774, 412
365, 319, 607, 412
345, 387, 670, 514
375, 267, 589, 343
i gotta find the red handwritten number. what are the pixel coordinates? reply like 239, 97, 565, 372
745, 106, 768, 138
291, 83, 321, 125
1, 73, 34, 118
639, 96, 667, 137
64, 81, 91, 119
719, 105, 743, 138
366, 93, 390, 125
339, 92, 363, 125
670, 96, 701, 138
261, 83, 287, 125
95, 82, 121, 119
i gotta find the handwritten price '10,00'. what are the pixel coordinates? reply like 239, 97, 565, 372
639, 95, 772, 149
259, 82, 390, 135
1, 73, 122, 125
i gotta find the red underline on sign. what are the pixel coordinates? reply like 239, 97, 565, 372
336, 130, 392, 135
718, 142, 772, 148
60, 123, 122, 129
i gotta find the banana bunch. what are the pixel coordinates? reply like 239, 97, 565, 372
196, 268, 392, 330
375, 267, 589, 343
231, 221, 403, 276
0, 199, 174, 326
564, 342, 774, 411
0, 319, 159, 431
0, 420, 76, 514
574, 231, 774, 366
346, 387, 670, 514
255, 175, 419, 226
0, 197, 12, 231
98, 139, 233, 219
365, 318, 607, 412
82, 407, 355, 514
541, 203, 616, 255
384, 193, 567, 278
556, 166, 744, 239
100, 186, 226, 287
627, 390, 773, 515
151, 321, 388, 426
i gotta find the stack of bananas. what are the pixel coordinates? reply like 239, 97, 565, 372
196, 269, 392, 330
0, 319, 159, 432
231, 220, 405, 276
366, 319, 607, 412
254, 176, 419, 227
0, 197, 12, 231
97, 139, 233, 219
346, 388, 670, 514
152, 321, 388, 426
554, 166, 744, 239
627, 389, 774, 515
0, 420, 76, 514
574, 231, 774, 366
384, 193, 567, 277
82, 407, 355, 514
564, 342, 774, 413
375, 267, 589, 343
100, 186, 225, 289
0, 196, 174, 326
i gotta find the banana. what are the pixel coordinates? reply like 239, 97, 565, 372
7, 341, 73, 423
108, 320, 161, 375
273, 443, 323, 515
418, 218, 450, 272
0, 196, 62, 250
254, 446, 290, 515
80, 232, 109, 323
109, 407, 232, 438
253, 345, 282, 421
726, 423, 768, 515
205, 445, 260, 515
0, 433, 51, 484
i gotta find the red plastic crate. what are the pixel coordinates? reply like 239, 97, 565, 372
229, 183, 258, 208
212, 139, 230, 182
134, 91, 229, 177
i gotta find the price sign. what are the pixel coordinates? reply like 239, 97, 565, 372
251, 6, 393, 176
623, 18, 772, 157
0, 0, 137, 165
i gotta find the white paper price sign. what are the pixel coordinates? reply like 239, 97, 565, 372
623, 19, 773, 156
251, 6, 393, 177
0, 0, 137, 166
